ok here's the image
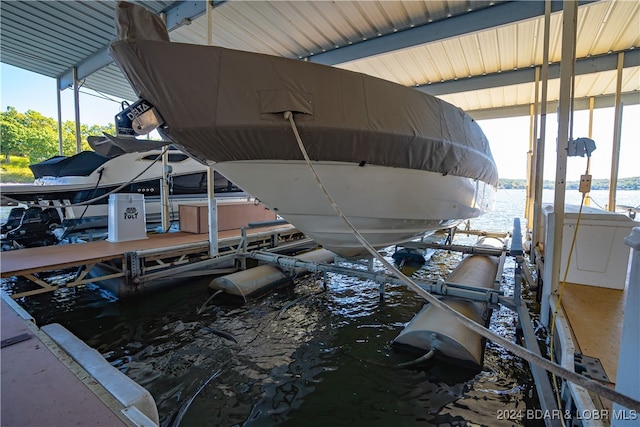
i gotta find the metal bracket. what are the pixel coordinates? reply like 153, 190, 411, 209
1, 333, 32, 348
574, 353, 610, 383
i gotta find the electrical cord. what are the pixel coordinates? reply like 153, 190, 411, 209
52, 147, 167, 208
59, 167, 105, 240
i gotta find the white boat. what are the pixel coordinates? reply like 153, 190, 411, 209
0, 137, 246, 240
107, 2, 499, 257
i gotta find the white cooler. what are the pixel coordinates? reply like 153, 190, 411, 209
107, 193, 147, 242
544, 204, 635, 289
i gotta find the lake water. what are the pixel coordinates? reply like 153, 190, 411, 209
2, 189, 638, 426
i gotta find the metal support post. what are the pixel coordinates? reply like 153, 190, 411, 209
72, 67, 82, 154
612, 228, 640, 426
531, 0, 551, 264
585, 97, 595, 206
160, 148, 170, 231
56, 78, 64, 156
511, 218, 524, 308
207, 166, 218, 256
526, 66, 540, 230
517, 301, 561, 427
550, 0, 578, 302
608, 52, 624, 212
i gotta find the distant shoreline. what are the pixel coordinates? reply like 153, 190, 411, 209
499, 177, 639, 191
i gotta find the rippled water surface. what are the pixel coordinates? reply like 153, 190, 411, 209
5, 189, 638, 426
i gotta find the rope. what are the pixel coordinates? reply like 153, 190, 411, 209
283, 110, 640, 412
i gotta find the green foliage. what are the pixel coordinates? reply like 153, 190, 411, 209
0, 156, 35, 183
0, 107, 26, 161
0, 106, 116, 164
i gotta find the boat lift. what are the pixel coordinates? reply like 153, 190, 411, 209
211, 217, 566, 423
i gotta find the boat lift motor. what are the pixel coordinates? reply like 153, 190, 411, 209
115, 99, 164, 138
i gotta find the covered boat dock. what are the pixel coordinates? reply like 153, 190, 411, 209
1, 1, 639, 426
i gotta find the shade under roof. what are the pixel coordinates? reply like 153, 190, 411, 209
1, 0, 638, 119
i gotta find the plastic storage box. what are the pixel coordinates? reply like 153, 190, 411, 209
107, 193, 147, 242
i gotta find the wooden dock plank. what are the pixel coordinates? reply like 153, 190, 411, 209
0, 225, 296, 277
561, 282, 626, 382
1, 233, 204, 277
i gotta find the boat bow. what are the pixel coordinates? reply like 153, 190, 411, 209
108, 1, 499, 256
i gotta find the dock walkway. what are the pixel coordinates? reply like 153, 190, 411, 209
561, 282, 626, 386
1, 296, 140, 426
1, 225, 306, 298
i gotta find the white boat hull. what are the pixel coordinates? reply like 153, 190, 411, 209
214, 160, 496, 257
107, 5, 499, 256
0, 149, 246, 232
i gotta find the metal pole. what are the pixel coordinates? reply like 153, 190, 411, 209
207, 166, 218, 256
526, 63, 539, 231
585, 97, 594, 206
160, 148, 170, 231
206, 2, 218, 256
72, 68, 82, 154
207, 0, 214, 45
56, 77, 63, 156
609, 52, 624, 212
550, 0, 578, 299
588, 97, 594, 138
531, 0, 551, 263
612, 229, 640, 425
527, 104, 534, 228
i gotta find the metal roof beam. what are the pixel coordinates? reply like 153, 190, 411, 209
59, 48, 112, 90
165, 1, 206, 30
469, 92, 640, 121
418, 49, 640, 96
307, 0, 597, 66
58, 1, 225, 91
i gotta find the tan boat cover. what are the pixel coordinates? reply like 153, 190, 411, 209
88, 134, 168, 157
110, 2, 498, 187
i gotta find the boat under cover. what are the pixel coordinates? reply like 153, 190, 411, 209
1, 138, 245, 232
108, 1, 499, 257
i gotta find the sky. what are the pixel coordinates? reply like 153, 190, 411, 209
1, 62, 639, 181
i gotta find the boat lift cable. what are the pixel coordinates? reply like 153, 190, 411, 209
284, 111, 640, 412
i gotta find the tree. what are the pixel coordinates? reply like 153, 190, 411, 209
1, 106, 120, 164
21, 110, 59, 163
0, 107, 26, 162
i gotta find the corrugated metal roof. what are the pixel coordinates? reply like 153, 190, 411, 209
1, 0, 638, 118
0, 1, 173, 77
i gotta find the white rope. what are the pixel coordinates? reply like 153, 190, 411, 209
284, 111, 640, 411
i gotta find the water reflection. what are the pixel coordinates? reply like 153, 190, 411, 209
3, 187, 556, 426
2, 245, 543, 427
